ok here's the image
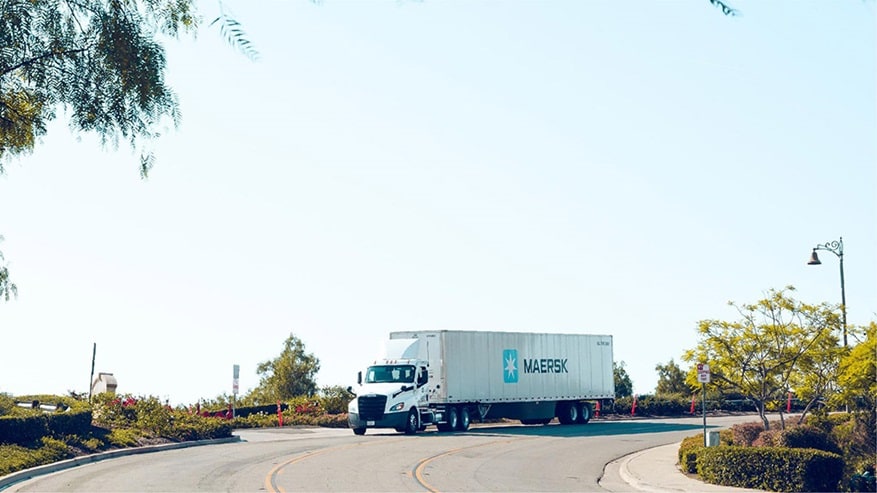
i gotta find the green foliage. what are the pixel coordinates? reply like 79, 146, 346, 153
91, 393, 232, 441
683, 287, 842, 429
248, 333, 321, 403
655, 359, 691, 395
833, 322, 876, 412
679, 435, 706, 473
0, 395, 92, 445
613, 361, 633, 399
0, 436, 71, 476
0, 392, 14, 415
775, 426, 839, 454
0, 0, 201, 175
0, 237, 16, 301
829, 411, 877, 487
106, 428, 140, 448
697, 446, 843, 492
318, 385, 353, 415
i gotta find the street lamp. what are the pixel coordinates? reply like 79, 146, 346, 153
807, 237, 846, 347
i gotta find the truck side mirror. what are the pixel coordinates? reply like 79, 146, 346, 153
357, 371, 362, 385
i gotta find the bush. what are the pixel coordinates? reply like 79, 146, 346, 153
107, 428, 140, 448
319, 386, 353, 415
697, 446, 843, 492
730, 421, 765, 446
0, 437, 72, 476
753, 429, 780, 447
776, 426, 839, 454
831, 411, 877, 488
678, 435, 705, 473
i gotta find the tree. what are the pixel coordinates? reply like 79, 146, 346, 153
0, 0, 202, 176
833, 321, 876, 412
683, 287, 841, 430
0, 236, 15, 301
655, 358, 690, 395
248, 333, 320, 403
614, 361, 633, 399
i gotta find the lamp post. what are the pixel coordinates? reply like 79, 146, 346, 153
807, 237, 846, 347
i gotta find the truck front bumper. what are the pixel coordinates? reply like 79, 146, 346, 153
348, 411, 409, 430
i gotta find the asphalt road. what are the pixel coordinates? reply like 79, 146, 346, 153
6, 415, 757, 492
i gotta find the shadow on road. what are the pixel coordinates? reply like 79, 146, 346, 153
458, 420, 717, 438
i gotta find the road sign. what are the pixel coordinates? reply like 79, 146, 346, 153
233, 364, 240, 395
697, 363, 711, 383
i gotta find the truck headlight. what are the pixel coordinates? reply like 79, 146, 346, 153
389, 402, 405, 412
348, 399, 358, 413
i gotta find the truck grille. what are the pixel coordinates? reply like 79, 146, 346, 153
357, 395, 387, 421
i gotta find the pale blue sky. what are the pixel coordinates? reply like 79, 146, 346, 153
1, 0, 875, 405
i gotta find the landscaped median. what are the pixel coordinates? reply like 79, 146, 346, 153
0, 393, 347, 479
678, 412, 876, 492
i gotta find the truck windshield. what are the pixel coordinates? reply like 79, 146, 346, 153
365, 365, 415, 384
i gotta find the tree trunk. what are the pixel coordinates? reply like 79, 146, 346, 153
756, 400, 770, 430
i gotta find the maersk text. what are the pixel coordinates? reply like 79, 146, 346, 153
522, 358, 569, 373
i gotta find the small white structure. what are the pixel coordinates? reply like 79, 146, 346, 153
91, 372, 118, 395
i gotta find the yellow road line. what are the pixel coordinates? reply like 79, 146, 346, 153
413, 438, 530, 493
264, 438, 407, 493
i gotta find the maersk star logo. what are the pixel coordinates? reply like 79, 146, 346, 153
503, 349, 518, 383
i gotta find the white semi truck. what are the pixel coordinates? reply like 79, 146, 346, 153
347, 330, 614, 435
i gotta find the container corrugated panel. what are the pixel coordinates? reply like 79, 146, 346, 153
390, 330, 614, 404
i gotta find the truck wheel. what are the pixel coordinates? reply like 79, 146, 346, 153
458, 407, 470, 431
577, 402, 592, 424
557, 401, 579, 425
446, 407, 459, 431
404, 409, 420, 435
353, 427, 366, 435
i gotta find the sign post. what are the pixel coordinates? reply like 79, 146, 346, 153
697, 363, 711, 446
232, 364, 240, 418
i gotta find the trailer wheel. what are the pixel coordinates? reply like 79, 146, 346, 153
577, 402, 592, 424
353, 427, 366, 435
458, 407, 470, 431
404, 409, 420, 435
557, 401, 579, 425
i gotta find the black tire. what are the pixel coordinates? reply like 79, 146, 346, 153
577, 402, 592, 424
404, 408, 419, 435
557, 401, 579, 425
447, 407, 459, 431
458, 407, 470, 431
352, 427, 366, 436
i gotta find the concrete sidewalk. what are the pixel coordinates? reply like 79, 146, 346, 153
600, 442, 762, 493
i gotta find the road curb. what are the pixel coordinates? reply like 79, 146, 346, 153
0, 436, 241, 491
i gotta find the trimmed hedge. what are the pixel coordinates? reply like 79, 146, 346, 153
0, 397, 92, 445
697, 446, 844, 492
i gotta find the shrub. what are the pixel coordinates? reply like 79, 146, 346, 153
753, 429, 780, 447
730, 421, 765, 446
319, 386, 353, 415
831, 411, 877, 488
678, 435, 705, 473
107, 428, 140, 448
0, 437, 72, 476
776, 426, 839, 454
697, 446, 843, 492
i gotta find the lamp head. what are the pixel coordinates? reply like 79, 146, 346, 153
807, 250, 822, 265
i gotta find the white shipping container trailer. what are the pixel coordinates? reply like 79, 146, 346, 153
347, 330, 614, 435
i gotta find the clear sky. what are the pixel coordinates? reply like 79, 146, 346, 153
1, 0, 874, 406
